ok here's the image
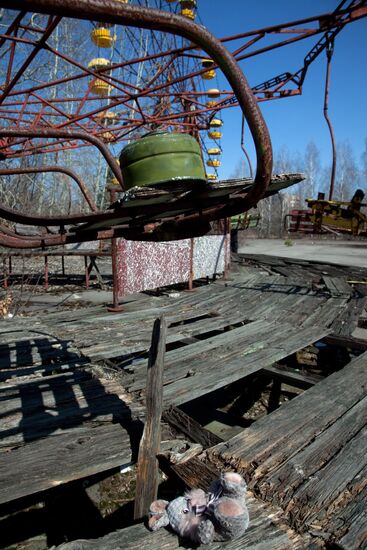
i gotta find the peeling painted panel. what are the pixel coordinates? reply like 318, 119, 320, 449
193, 235, 230, 279
116, 233, 229, 297
117, 239, 190, 296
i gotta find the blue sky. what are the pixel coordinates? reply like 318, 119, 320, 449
196, 1, 367, 178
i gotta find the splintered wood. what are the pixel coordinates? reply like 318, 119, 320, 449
206, 352, 367, 548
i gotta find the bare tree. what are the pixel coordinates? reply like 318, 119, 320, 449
302, 141, 321, 200
333, 141, 358, 201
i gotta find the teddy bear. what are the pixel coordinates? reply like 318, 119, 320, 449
148, 472, 249, 545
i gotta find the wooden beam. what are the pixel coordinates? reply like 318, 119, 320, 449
163, 406, 223, 448
261, 365, 321, 390
323, 333, 367, 351
134, 315, 166, 520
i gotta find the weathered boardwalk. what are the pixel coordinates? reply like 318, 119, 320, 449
0, 254, 366, 548
207, 351, 367, 549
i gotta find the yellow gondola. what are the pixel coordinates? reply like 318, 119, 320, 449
207, 147, 221, 155
207, 88, 220, 97
202, 69, 216, 80
208, 130, 222, 139
209, 118, 223, 127
206, 173, 217, 181
95, 111, 118, 126
180, 8, 195, 19
90, 79, 111, 95
91, 27, 115, 48
206, 159, 221, 167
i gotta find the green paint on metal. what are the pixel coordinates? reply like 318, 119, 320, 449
119, 131, 206, 190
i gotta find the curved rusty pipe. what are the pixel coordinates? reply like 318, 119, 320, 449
1, 0, 272, 212
324, 41, 336, 201
0, 127, 124, 190
0, 165, 97, 211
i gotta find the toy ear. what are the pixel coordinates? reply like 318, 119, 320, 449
148, 499, 170, 531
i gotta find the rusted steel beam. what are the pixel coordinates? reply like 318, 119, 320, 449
0, 127, 124, 189
0, 16, 61, 104
1, 0, 272, 211
0, 166, 97, 211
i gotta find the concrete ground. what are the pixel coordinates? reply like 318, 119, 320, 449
239, 238, 367, 269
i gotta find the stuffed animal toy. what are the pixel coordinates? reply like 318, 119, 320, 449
148, 472, 249, 545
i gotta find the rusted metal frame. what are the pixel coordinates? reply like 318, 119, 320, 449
0, 127, 123, 188
219, 2, 363, 44
57, 64, 219, 131
0, 174, 256, 230
16, 92, 31, 127
0, 15, 62, 105
296, 26, 347, 89
30, 91, 86, 132
43, 254, 48, 289
0, 32, 43, 47
231, 33, 265, 59
0, 197, 99, 226
44, 42, 142, 97
2, 56, 222, 137
324, 42, 336, 201
2, 36, 185, 102
0, 166, 97, 211
241, 115, 253, 179
232, 5, 367, 66
2, 258, 8, 289
84, 256, 90, 289
73, 82, 100, 121
5, 22, 19, 88
18, 22, 49, 34
1, 0, 272, 219
235, 29, 317, 64
143, 52, 180, 93
0, 10, 26, 49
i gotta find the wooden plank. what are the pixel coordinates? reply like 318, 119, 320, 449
77, 310, 250, 362
286, 427, 367, 532
207, 352, 367, 482
0, 423, 136, 505
162, 406, 223, 448
53, 493, 310, 550
134, 316, 166, 520
323, 333, 367, 351
332, 294, 367, 336
261, 365, 321, 389
0, 374, 144, 449
126, 319, 272, 392
0, 358, 89, 383
331, 484, 367, 550
161, 324, 330, 407
255, 395, 367, 507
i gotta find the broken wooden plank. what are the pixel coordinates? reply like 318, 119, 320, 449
207, 351, 367, 483
160, 323, 330, 407
0, 422, 139, 506
255, 395, 367, 508
134, 316, 166, 520
286, 427, 367, 533
162, 406, 222, 448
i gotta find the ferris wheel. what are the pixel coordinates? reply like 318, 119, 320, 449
0, 0, 225, 183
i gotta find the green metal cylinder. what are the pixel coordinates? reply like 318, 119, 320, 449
119, 131, 206, 190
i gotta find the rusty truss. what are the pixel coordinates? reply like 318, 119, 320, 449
0, 0, 366, 247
